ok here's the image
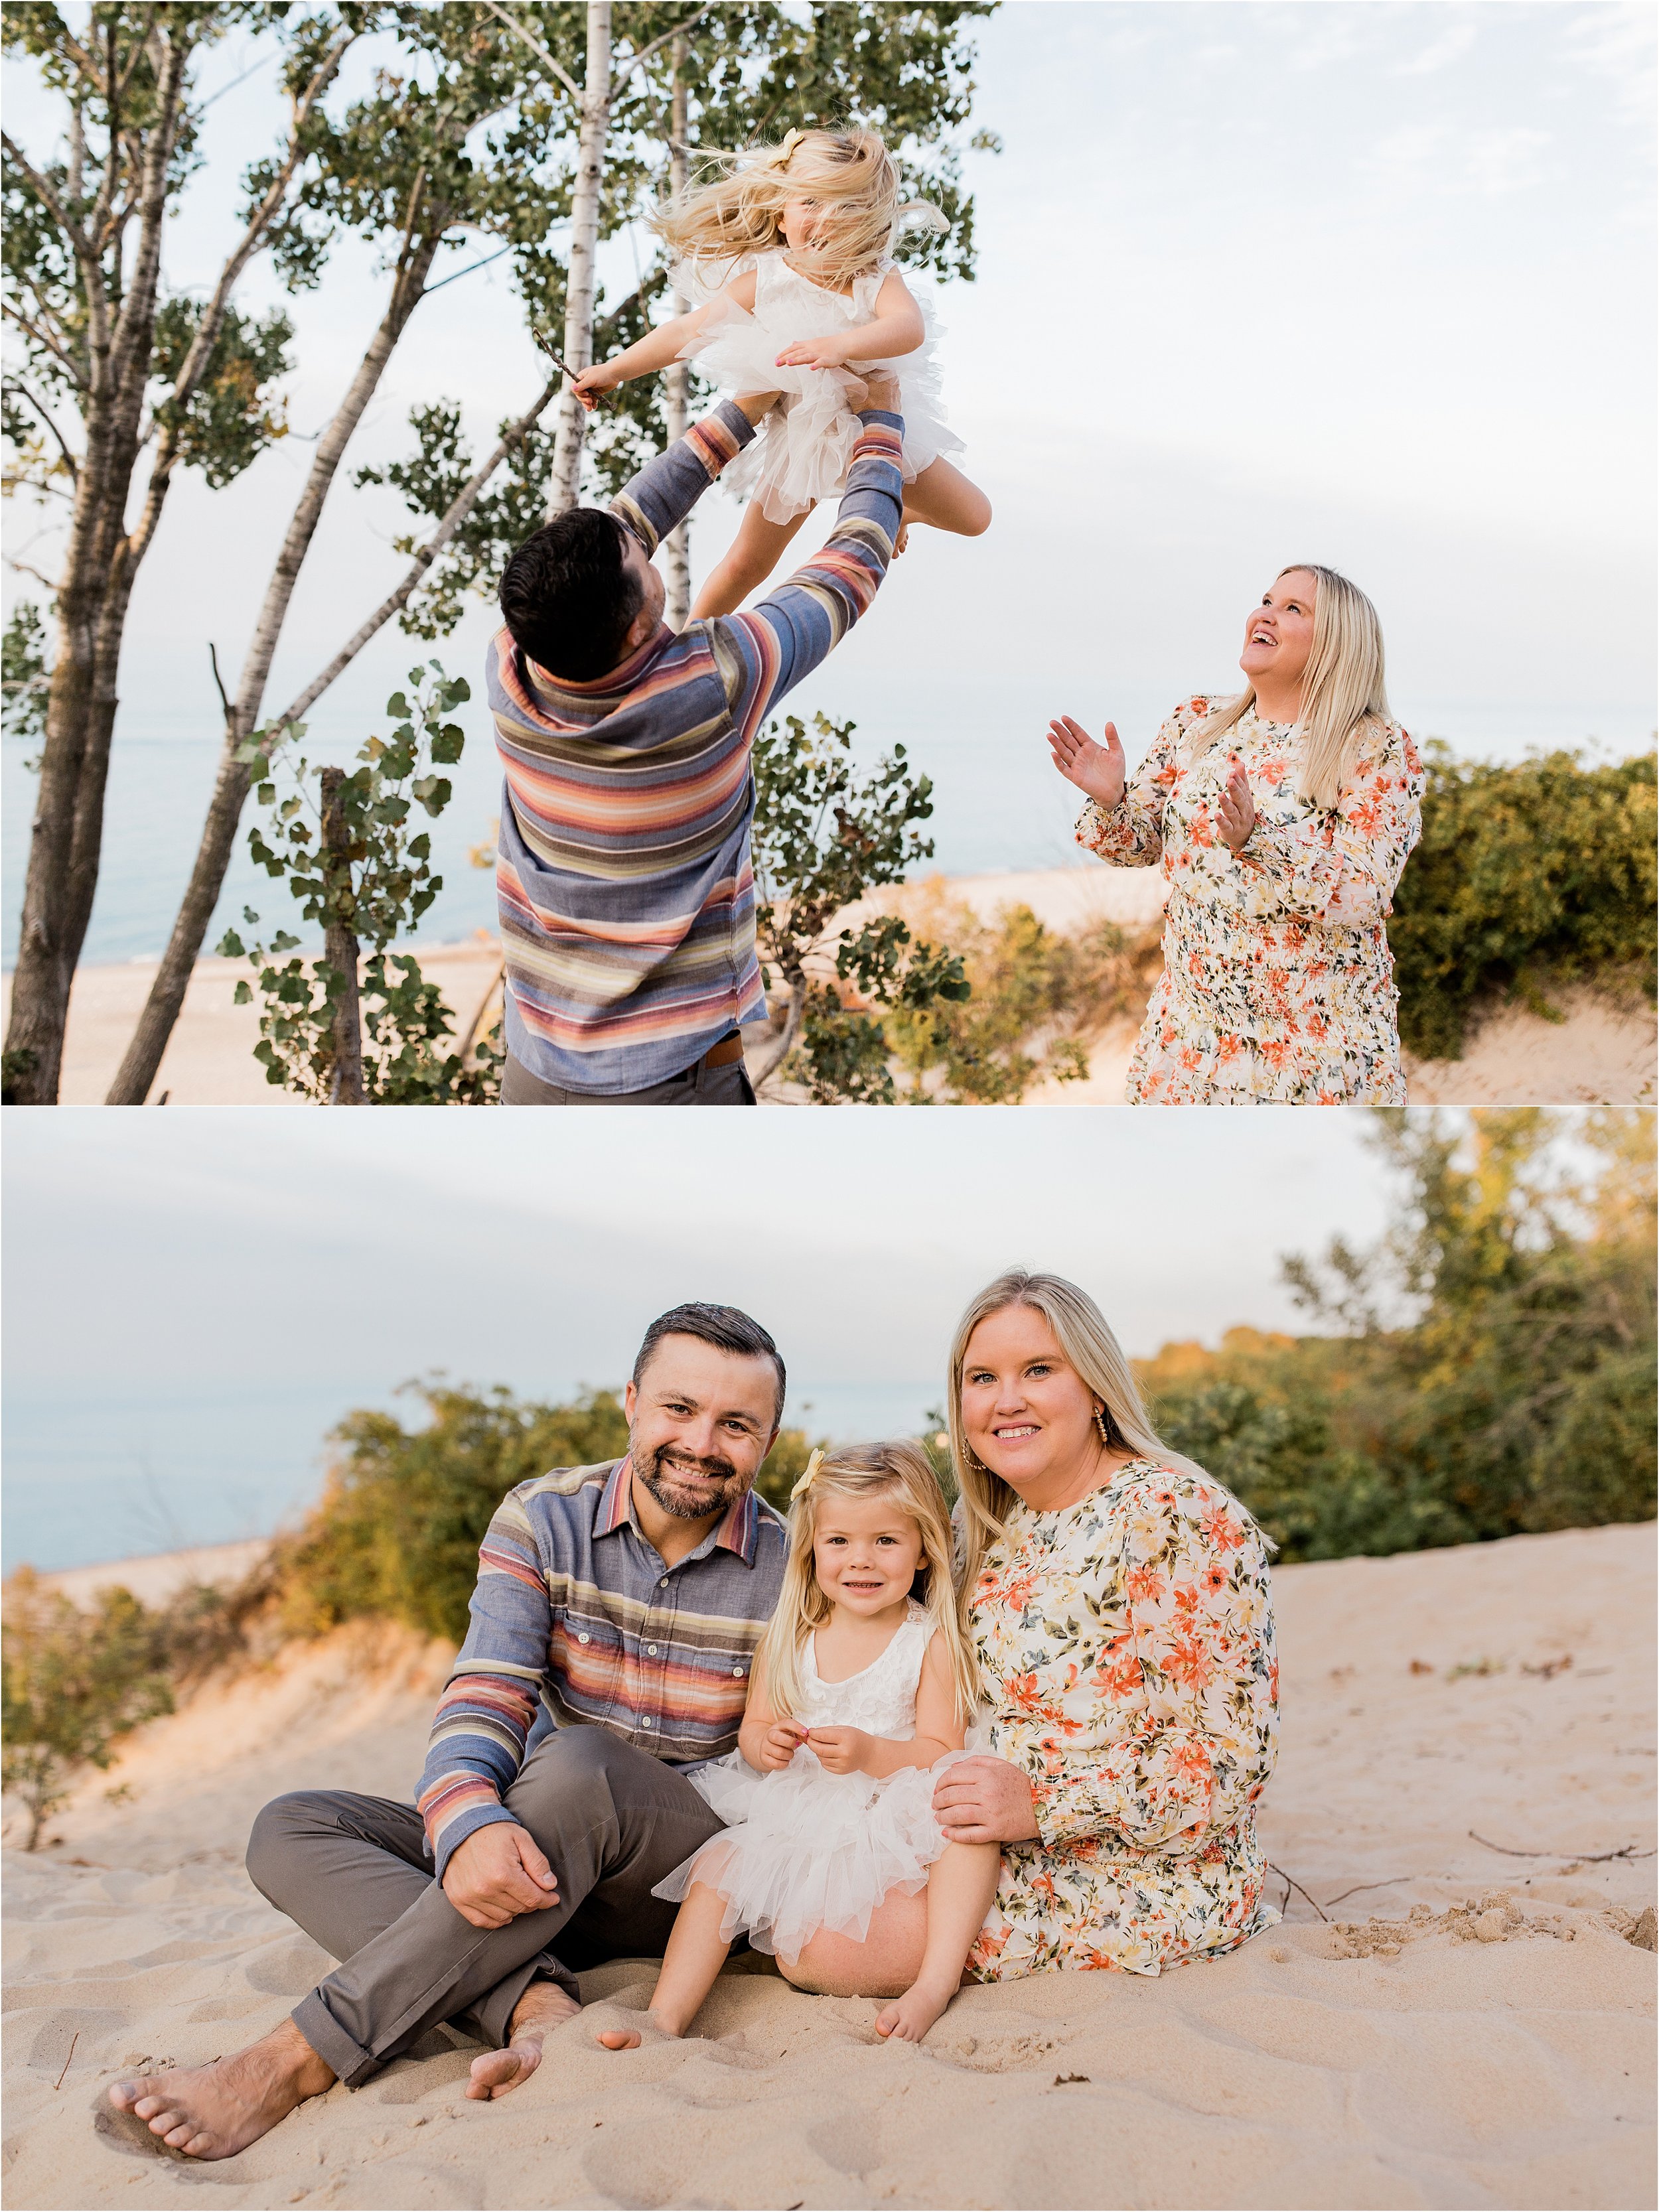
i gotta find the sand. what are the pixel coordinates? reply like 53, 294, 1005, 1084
3, 1521, 1654, 2210
12, 874, 1650, 1107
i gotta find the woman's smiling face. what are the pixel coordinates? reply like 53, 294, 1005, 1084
960, 1304, 1101, 1501
1239, 568, 1318, 697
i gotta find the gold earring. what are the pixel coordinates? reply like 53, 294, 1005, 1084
1094, 1404, 1110, 1446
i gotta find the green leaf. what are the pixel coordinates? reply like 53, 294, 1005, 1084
216, 930, 246, 958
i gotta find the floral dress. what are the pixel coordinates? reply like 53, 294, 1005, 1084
966, 1461, 1279, 1982
1078, 699, 1425, 1104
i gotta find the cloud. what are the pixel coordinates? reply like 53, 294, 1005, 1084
1395, 21, 1478, 76
1465, 126, 1553, 198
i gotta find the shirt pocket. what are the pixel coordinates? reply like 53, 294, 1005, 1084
553, 1609, 622, 1722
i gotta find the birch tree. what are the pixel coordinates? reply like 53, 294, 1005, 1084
1, 3, 358, 1103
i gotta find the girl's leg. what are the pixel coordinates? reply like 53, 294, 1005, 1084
900, 457, 992, 539
875, 1841, 1001, 2043
691, 502, 814, 619
595, 1882, 731, 2046
778, 1887, 929, 1998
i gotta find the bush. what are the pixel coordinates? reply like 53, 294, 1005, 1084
1389, 746, 1657, 1059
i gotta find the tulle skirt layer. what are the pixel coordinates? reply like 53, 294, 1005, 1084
653, 1746, 973, 1961
680, 294, 964, 525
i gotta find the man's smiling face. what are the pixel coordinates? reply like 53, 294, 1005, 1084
624, 1334, 780, 1521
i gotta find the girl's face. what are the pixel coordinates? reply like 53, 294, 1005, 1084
1239, 570, 1318, 697
811, 1490, 924, 1618
780, 192, 836, 261
960, 1305, 1102, 1499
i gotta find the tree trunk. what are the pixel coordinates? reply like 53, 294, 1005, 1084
319, 766, 366, 1104
546, 1, 613, 517
660, 36, 693, 624
107, 232, 443, 1105
746, 971, 805, 1089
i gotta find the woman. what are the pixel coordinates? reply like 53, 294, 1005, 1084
790, 1269, 1279, 1996
1047, 564, 1425, 1104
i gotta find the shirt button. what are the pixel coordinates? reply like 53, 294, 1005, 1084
659, 1577, 669, 1588
732, 1667, 744, 1677
578, 1633, 591, 1644
647, 1644, 658, 1656
640, 1715, 652, 1728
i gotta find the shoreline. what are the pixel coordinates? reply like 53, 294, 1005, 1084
4, 867, 1652, 1106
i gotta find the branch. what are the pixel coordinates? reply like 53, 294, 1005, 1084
206, 641, 232, 723
6, 559, 64, 592
0, 301, 90, 391
274, 368, 561, 726
2, 380, 80, 480
1469, 1831, 1656, 1864
613, 5, 715, 86
1267, 1862, 1331, 1922
478, 1, 584, 104
0, 131, 92, 268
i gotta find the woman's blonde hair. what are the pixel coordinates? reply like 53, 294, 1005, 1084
753, 1440, 979, 1728
1200, 563, 1392, 810
655, 125, 945, 289
946, 1269, 1212, 1605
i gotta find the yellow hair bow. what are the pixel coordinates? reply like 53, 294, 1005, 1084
788, 1447, 824, 1503
778, 127, 804, 164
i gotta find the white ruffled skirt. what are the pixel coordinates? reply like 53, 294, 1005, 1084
653, 1745, 974, 1961
681, 293, 964, 525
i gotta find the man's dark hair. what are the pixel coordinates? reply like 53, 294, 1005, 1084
499, 509, 642, 683
632, 1303, 786, 1425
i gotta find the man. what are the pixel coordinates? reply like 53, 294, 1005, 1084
106, 1304, 790, 2160
489, 368, 904, 1103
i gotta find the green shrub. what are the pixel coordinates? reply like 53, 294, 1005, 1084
1389, 746, 1657, 1059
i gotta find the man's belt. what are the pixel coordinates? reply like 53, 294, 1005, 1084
699, 1032, 746, 1070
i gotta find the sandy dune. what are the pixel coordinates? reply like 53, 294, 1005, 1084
3, 1521, 1654, 2210
13, 872, 1650, 1107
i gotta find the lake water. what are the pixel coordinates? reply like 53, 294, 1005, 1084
1, 1376, 942, 1574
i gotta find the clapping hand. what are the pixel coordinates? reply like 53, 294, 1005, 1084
1046, 716, 1126, 810
1215, 753, 1256, 851
757, 1720, 808, 1772
804, 1726, 871, 1776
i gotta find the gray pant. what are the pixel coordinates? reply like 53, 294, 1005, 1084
500, 1049, 755, 1106
245, 1727, 723, 2088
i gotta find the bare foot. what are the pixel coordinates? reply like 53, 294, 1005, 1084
590, 2000, 682, 2052
467, 1978, 580, 2101
106, 2020, 334, 2160
875, 1976, 957, 2044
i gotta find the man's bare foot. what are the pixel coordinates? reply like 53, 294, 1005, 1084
875, 1976, 956, 2043
106, 2020, 334, 2160
467, 1978, 580, 2101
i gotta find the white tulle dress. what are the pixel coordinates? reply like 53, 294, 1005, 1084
677, 251, 965, 523
652, 1600, 972, 1961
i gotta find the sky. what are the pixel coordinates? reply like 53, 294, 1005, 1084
3, 0, 1655, 962
3, 1103, 1417, 1571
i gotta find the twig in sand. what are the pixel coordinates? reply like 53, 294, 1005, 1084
1268, 1862, 1330, 1922
1321, 1874, 1454, 1908
1469, 1831, 1657, 1864
52, 2032, 79, 2091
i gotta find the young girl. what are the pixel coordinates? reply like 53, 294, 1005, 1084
570, 127, 991, 618
595, 1442, 999, 2049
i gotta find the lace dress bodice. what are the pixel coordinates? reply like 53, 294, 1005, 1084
795, 1600, 932, 1738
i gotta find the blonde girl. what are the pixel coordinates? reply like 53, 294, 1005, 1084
593, 1442, 999, 2049
570, 126, 991, 617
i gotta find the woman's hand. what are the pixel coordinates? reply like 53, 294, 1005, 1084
774, 334, 850, 371
1046, 716, 1126, 810
931, 1756, 1039, 1845
568, 360, 622, 411
757, 1720, 807, 1772
804, 1726, 872, 1776
1215, 753, 1256, 851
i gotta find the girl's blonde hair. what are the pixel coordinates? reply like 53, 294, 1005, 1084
656, 125, 946, 289
946, 1269, 1213, 1605
1199, 563, 1393, 810
754, 1440, 979, 1728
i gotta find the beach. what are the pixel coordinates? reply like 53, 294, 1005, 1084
5, 870, 1652, 1108
3, 1519, 1654, 2211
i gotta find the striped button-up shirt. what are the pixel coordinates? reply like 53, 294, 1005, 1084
488, 397, 905, 1093
416, 1458, 788, 1874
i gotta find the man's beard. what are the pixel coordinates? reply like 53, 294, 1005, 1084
633, 1440, 747, 1521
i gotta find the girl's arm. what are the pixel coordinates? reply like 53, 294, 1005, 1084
736, 1645, 806, 1773
774, 269, 926, 372
572, 269, 760, 403
806, 1633, 966, 1777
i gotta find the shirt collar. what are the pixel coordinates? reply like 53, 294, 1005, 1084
524, 624, 673, 713
595, 1457, 760, 1565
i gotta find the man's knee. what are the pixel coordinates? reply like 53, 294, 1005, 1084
246, 1789, 330, 1906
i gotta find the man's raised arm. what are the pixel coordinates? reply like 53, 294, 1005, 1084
608, 394, 773, 560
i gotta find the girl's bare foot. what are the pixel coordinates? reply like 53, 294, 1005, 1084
106, 2020, 333, 2160
591, 2000, 684, 2051
875, 1976, 956, 2043
466, 1978, 580, 2101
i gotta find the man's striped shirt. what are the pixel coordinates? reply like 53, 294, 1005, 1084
488, 398, 905, 1093
416, 1458, 788, 1874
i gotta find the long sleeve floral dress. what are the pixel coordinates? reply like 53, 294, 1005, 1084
966, 1460, 1279, 1982
1078, 699, 1425, 1104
